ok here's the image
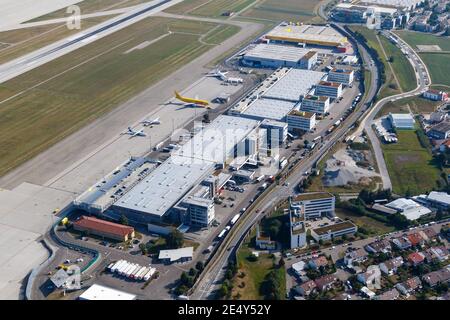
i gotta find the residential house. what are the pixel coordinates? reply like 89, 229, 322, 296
395, 277, 422, 297
420, 227, 439, 241
407, 252, 426, 266
314, 274, 337, 292
407, 232, 426, 247
308, 256, 329, 270
379, 256, 404, 276
365, 239, 392, 254
294, 280, 317, 296
375, 288, 400, 300
392, 236, 412, 250
357, 267, 380, 287
424, 246, 449, 263
422, 268, 450, 287
344, 248, 369, 266
291, 261, 307, 276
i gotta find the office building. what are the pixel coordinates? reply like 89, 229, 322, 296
315, 81, 343, 99
286, 110, 316, 132
300, 95, 331, 114
291, 192, 335, 219
327, 68, 354, 85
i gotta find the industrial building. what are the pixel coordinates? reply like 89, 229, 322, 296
315, 81, 343, 99
423, 89, 448, 102
311, 221, 358, 241
263, 24, 349, 49
260, 119, 288, 148
79, 284, 136, 300
239, 98, 298, 122
414, 191, 450, 210
242, 44, 318, 69
327, 68, 355, 86
291, 192, 336, 219
286, 110, 317, 132
385, 198, 432, 220
388, 113, 415, 129
72, 216, 135, 242
159, 247, 194, 264
300, 95, 331, 114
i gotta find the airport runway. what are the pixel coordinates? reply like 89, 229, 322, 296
0, 0, 184, 84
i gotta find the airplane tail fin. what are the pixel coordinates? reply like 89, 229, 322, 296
174, 91, 182, 99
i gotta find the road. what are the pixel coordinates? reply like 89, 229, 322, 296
191, 25, 382, 299
352, 29, 431, 192
0, 0, 184, 84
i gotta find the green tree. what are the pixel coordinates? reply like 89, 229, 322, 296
139, 243, 148, 255
195, 261, 204, 272
166, 229, 184, 249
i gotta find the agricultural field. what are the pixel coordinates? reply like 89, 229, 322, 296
0, 16, 116, 65
0, 17, 240, 177
240, 0, 319, 23
28, 0, 147, 22
232, 239, 285, 300
166, 0, 257, 18
381, 130, 441, 195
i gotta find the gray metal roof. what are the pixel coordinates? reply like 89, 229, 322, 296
244, 44, 313, 62
241, 98, 297, 121
262, 68, 326, 102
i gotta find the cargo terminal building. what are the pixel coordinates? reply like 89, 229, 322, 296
75, 115, 262, 229
263, 24, 350, 52
242, 44, 318, 70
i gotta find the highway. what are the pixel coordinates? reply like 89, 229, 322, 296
191, 25, 381, 300
0, 0, 184, 84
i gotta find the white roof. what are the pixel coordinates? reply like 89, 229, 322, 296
244, 44, 313, 62
386, 198, 431, 220
359, 0, 422, 8
292, 261, 306, 272
427, 191, 450, 205
242, 98, 297, 121
174, 115, 260, 163
79, 284, 136, 300
159, 247, 194, 262
114, 155, 215, 217
262, 68, 326, 102
265, 24, 347, 46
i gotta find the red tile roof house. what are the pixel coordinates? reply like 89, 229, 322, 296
407, 232, 425, 247
295, 280, 317, 296
73, 216, 135, 242
407, 252, 426, 266
422, 268, 450, 287
314, 274, 337, 292
395, 277, 422, 296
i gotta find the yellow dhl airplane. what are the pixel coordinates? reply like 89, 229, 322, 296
174, 91, 210, 108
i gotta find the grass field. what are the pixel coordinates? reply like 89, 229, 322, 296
232, 240, 285, 299
420, 53, 450, 86
0, 16, 115, 65
394, 31, 450, 52
166, 0, 257, 18
381, 130, 441, 195
394, 31, 450, 87
336, 208, 395, 235
28, 0, 147, 22
0, 17, 240, 177
202, 24, 241, 45
241, 0, 318, 23
376, 95, 441, 117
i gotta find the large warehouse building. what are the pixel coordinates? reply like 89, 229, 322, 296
242, 44, 318, 69
264, 24, 349, 49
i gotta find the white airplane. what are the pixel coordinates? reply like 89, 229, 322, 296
141, 117, 161, 126
122, 127, 146, 138
208, 69, 243, 84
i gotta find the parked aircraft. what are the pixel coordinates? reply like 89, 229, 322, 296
174, 91, 210, 108
122, 127, 146, 138
208, 69, 243, 84
141, 117, 161, 126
